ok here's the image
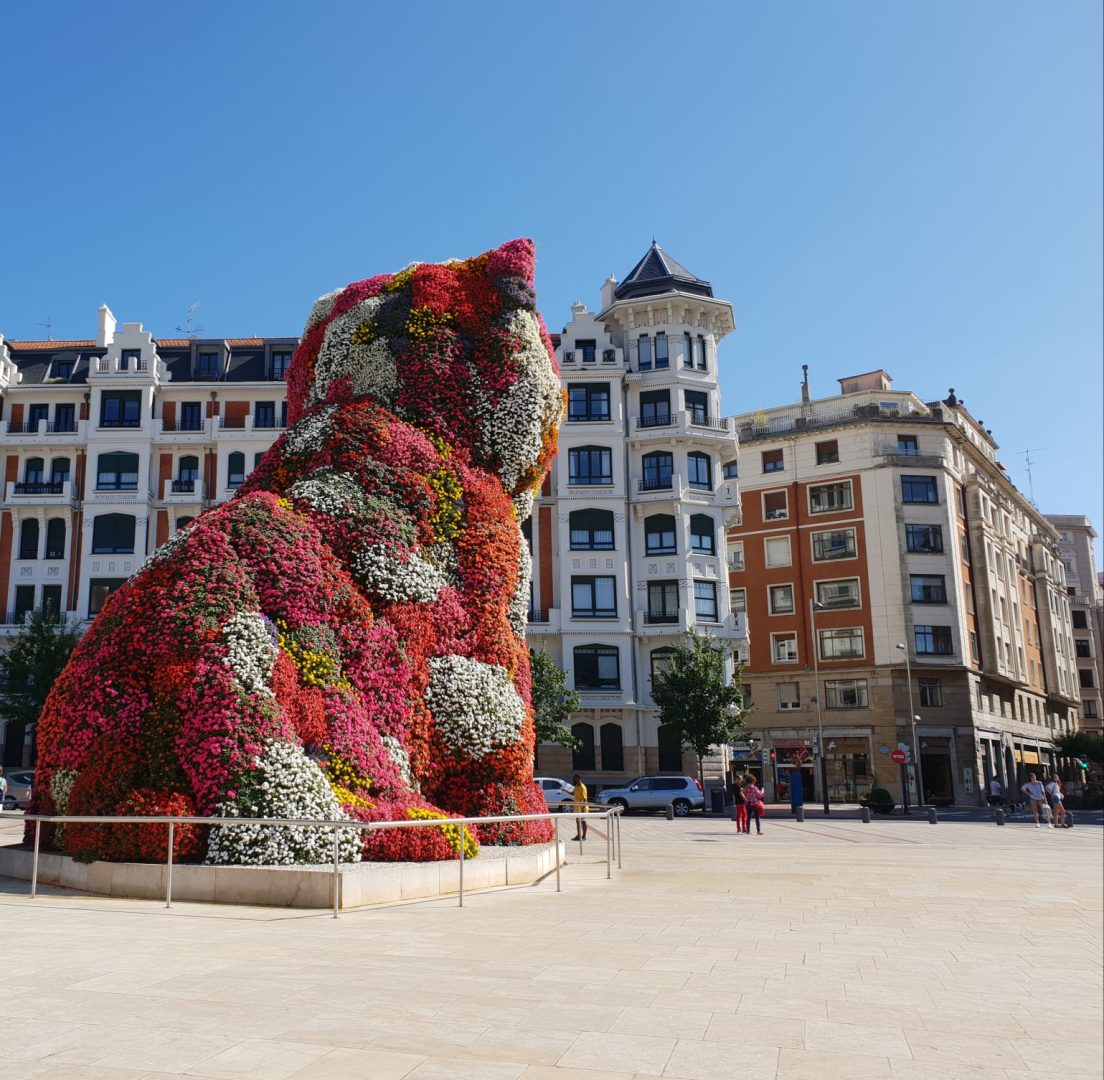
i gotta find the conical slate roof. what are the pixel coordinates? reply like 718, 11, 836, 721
613, 241, 714, 301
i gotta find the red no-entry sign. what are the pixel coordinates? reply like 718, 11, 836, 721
891, 749, 907, 764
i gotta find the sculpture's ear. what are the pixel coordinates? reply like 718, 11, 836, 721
486, 238, 536, 286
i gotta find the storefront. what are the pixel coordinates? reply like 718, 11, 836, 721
770, 737, 816, 803
823, 736, 875, 803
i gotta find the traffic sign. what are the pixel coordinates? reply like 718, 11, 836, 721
891, 749, 907, 764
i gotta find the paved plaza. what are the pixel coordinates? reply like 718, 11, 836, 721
1, 812, 1101, 1080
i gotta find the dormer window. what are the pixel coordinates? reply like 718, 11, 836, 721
271, 351, 292, 380
52, 358, 74, 380
575, 339, 596, 364
197, 352, 220, 379
120, 349, 141, 371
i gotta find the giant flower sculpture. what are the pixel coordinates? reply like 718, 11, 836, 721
28, 239, 563, 864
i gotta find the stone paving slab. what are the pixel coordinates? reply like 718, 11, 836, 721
0, 813, 1100, 1079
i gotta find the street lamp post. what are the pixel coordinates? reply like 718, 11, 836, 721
810, 599, 829, 815
895, 642, 926, 808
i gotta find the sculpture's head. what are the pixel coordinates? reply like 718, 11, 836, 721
286, 239, 562, 495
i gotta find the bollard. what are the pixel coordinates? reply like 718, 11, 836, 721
795, 806, 805, 823
995, 809, 1005, 826
861, 806, 871, 824
927, 807, 938, 824
665, 804, 675, 821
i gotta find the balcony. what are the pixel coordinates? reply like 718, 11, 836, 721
736, 392, 935, 442
727, 550, 745, 571
525, 608, 560, 634
873, 444, 948, 468
629, 410, 735, 444
638, 476, 675, 494
218, 416, 288, 437
157, 417, 210, 440
5, 480, 75, 506
5, 419, 83, 439
636, 609, 689, 635
163, 479, 208, 503
633, 414, 676, 432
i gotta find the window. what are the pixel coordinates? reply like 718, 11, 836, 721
809, 481, 853, 513
1075, 639, 1091, 658
642, 451, 673, 491
227, 451, 246, 489
96, 452, 139, 491
816, 440, 839, 465
177, 455, 200, 488
1072, 610, 1089, 630
695, 335, 707, 371
729, 541, 744, 571
197, 352, 220, 379
650, 647, 676, 681
905, 524, 943, 553
897, 434, 919, 455
776, 682, 800, 710
763, 490, 788, 521
570, 339, 595, 364
644, 514, 676, 555
769, 584, 794, 615
825, 679, 869, 709
50, 457, 70, 483
918, 679, 944, 706
969, 631, 980, 663
28, 404, 49, 429
764, 536, 792, 568
960, 532, 971, 564
1079, 669, 1095, 689
571, 576, 617, 618
568, 383, 611, 422
100, 391, 141, 428
637, 334, 652, 370
18, 519, 39, 560
42, 584, 62, 617
685, 389, 708, 424
601, 723, 624, 771
179, 401, 203, 431
120, 348, 141, 371
271, 351, 292, 379
568, 446, 612, 486
54, 404, 75, 432
92, 513, 136, 554
722, 460, 739, 479
812, 528, 857, 561
687, 452, 712, 491
45, 518, 66, 559
683, 332, 694, 368
1085, 700, 1100, 719
815, 579, 860, 608
14, 585, 35, 620
89, 578, 127, 616
819, 627, 865, 660
730, 588, 746, 613
653, 332, 669, 369
694, 581, 718, 621
910, 574, 946, 604
52, 358, 74, 380
255, 401, 277, 429
902, 475, 938, 504
647, 581, 679, 624
24, 457, 45, 484
574, 645, 619, 689
762, 448, 784, 473
690, 514, 715, 555
915, 625, 954, 655
569, 509, 614, 551
771, 633, 798, 663
572, 723, 596, 770
639, 390, 671, 427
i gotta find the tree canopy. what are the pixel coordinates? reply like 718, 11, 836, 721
528, 648, 581, 749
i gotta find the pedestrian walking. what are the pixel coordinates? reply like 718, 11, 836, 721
733, 775, 749, 834
1046, 774, 1067, 828
571, 773, 588, 841
1020, 773, 1049, 827
987, 775, 1005, 809
744, 775, 765, 835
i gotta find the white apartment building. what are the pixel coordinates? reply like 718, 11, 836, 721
1046, 515, 1104, 732
529, 244, 745, 785
0, 307, 295, 764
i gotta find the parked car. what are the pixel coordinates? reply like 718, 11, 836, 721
2, 768, 33, 809
535, 777, 575, 810
596, 775, 704, 816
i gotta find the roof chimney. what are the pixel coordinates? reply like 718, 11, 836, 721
801, 364, 811, 404
97, 304, 117, 348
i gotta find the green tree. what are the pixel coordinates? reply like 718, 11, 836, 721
1056, 731, 1104, 764
0, 608, 82, 762
529, 648, 581, 750
651, 630, 751, 787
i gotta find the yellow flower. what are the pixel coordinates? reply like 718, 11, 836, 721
407, 807, 478, 858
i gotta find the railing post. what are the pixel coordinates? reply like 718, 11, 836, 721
606, 812, 612, 880
458, 830, 465, 908
577, 812, 584, 856
165, 821, 175, 908
31, 819, 41, 899
332, 826, 340, 919
616, 809, 622, 869
554, 815, 561, 893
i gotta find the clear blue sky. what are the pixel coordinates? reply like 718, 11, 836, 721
2, 1, 1100, 547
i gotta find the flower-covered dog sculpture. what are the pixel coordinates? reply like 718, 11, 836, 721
29, 239, 563, 864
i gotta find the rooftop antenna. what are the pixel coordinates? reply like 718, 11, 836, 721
36, 317, 53, 341
175, 301, 205, 339
1017, 447, 1045, 506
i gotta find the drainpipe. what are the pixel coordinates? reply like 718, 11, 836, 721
624, 376, 644, 774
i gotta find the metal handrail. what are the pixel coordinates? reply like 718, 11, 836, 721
10, 805, 623, 918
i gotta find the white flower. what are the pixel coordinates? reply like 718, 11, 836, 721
304, 287, 341, 331
352, 544, 446, 604
206, 741, 362, 866
284, 406, 336, 457
512, 489, 535, 523
289, 469, 370, 516
222, 610, 277, 697
508, 533, 532, 639
311, 298, 401, 409
426, 654, 526, 758
383, 735, 416, 790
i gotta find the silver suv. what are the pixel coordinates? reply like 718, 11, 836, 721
596, 775, 704, 816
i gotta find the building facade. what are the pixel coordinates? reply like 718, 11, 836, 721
727, 371, 1080, 806
0, 308, 295, 763
529, 244, 745, 786
1046, 516, 1104, 733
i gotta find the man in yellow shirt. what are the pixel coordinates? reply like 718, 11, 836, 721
571, 773, 588, 840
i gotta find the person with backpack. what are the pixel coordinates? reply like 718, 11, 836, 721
744, 775, 765, 835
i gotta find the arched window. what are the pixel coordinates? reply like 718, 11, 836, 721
18, 519, 39, 560
227, 451, 245, 489
641, 451, 673, 491
569, 509, 614, 551
644, 514, 676, 555
600, 723, 624, 772
687, 452, 712, 491
92, 513, 136, 554
178, 455, 199, 481
96, 452, 139, 491
50, 457, 71, 483
572, 722, 596, 771
573, 643, 620, 689
658, 723, 684, 772
690, 514, 715, 555
45, 518, 66, 559
24, 457, 44, 484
